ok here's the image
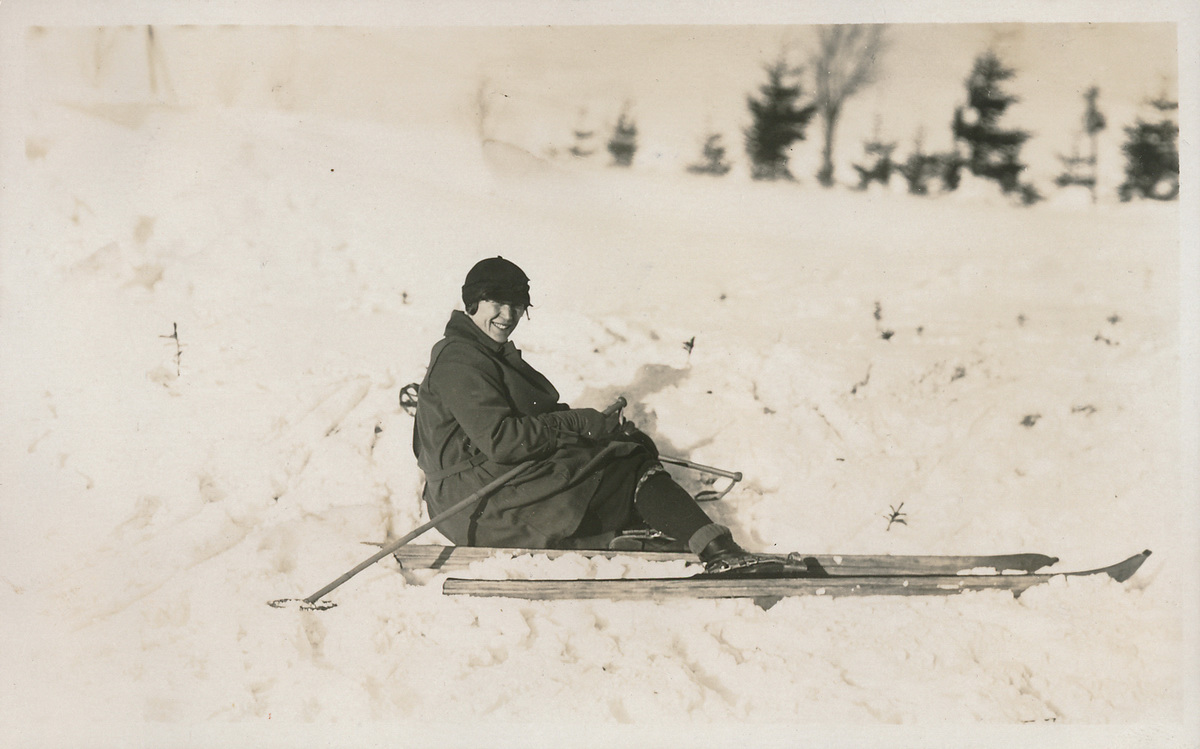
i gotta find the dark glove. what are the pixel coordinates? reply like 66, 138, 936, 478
616, 425, 659, 459
543, 408, 620, 440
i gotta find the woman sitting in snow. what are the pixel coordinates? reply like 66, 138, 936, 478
412, 256, 774, 574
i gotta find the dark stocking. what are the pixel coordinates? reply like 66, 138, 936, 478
633, 469, 714, 544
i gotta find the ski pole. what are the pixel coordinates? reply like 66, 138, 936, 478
270, 396, 627, 610
658, 456, 743, 501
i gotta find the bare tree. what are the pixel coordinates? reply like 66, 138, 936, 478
145, 26, 176, 101
810, 25, 887, 187
474, 78, 495, 142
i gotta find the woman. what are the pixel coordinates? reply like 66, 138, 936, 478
412, 257, 773, 573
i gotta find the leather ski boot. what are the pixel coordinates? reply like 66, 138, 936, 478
698, 533, 786, 576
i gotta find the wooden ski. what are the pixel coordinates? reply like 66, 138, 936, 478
440, 550, 1151, 601
390, 544, 1060, 576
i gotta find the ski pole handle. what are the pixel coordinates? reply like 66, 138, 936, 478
603, 396, 627, 416
601, 396, 630, 436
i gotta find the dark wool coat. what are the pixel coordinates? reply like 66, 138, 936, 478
413, 311, 643, 547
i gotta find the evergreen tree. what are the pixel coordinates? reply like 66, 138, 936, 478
936, 149, 966, 192
951, 50, 1030, 193
744, 57, 817, 180
1118, 94, 1179, 201
895, 128, 944, 195
569, 128, 596, 158
1054, 143, 1094, 190
687, 133, 733, 176
1055, 87, 1106, 201
568, 107, 597, 159
1083, 86, 1108, 169
607, 108, 638, 167
897, 152, 937, 196
851, 121, 897, 190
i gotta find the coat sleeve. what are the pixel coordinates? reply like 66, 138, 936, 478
430, 343, 564, 464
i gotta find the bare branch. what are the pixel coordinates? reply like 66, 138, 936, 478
812, 24, 887, 111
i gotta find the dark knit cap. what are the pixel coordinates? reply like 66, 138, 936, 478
462, 256, 531, 308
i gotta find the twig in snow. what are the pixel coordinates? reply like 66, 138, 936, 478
873, 301, 895, 340
883, 503, 907, 531
159, 322, 182, 377
851, 364, 872, 395
811, 405, 843, 442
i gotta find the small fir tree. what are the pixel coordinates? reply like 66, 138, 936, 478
851, 118, 896, 190
1055, 86, 1106, 201
951, 50, 1031, 193
607, 108, 638, 167
1118, 94, 1179, 201
569, 128, 596, 158
937, 148, 966, 192
744, 56, 817, 180
687, 133, 733, 176
1055, 142, 1096, 190
896, 128, 941, 195
568, 107, 597, 159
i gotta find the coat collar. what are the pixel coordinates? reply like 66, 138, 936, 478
442, 310, 557, 401
445, 309, 511, 356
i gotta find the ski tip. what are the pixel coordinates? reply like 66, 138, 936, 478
1041, 555, 1061, 569
1106, 549, 1152, 583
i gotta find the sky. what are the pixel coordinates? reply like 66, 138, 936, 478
12, 21, 1179, 188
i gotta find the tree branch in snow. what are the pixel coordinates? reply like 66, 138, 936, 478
883, 502, 907, 530
160, 322, 182, 377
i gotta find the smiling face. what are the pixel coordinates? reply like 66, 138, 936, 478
468, 299, 526, 343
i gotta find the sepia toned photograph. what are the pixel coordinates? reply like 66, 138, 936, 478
0, 2, 1195, 747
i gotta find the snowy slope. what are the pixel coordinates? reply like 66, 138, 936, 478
0, 25, 1192, 747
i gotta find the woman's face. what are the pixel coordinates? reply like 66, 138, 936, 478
469, 300, 525, 343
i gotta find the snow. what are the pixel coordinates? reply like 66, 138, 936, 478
1, 20, 1197, 749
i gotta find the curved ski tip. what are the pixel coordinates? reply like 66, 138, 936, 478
1107, 549, 1152, 583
